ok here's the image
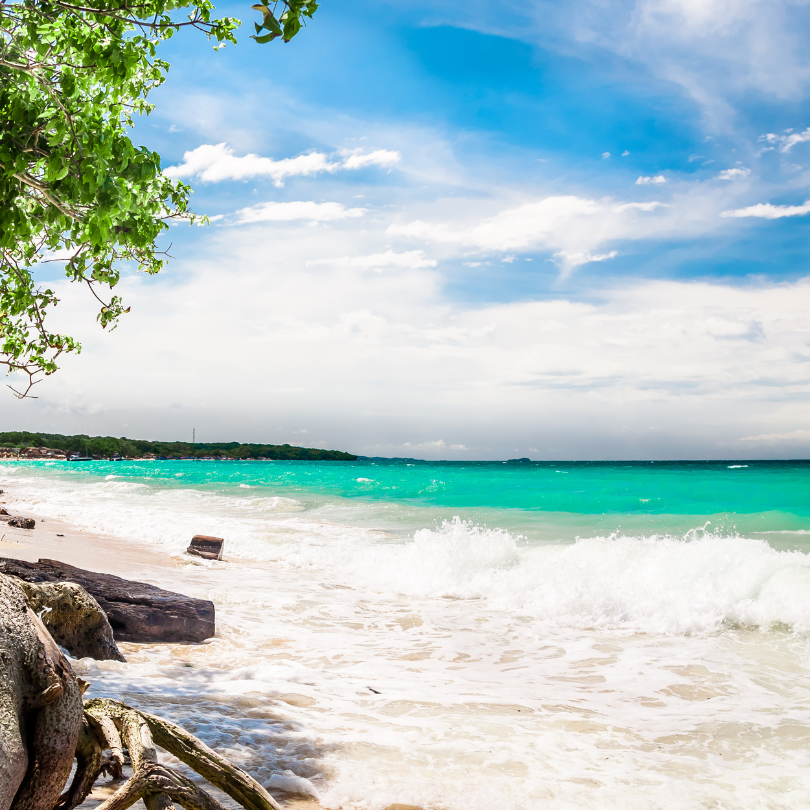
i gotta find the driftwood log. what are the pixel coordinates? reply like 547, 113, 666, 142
0, 571, 286, 810
0, 558, 215, 643
187, 536, 224, 561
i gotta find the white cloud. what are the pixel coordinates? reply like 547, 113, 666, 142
554, 250, 618, 276
721, 200, 810, 219
740, 428, 810, 442
402, 440, 467, 452
760, 127, 810, 152
339, 149, 401, 170
636, 175, 667, 185
612, 201, 667, 212
548, 0, 810, 130
233, 201, 367, 224
31, 241, 810, 458
386, 192, 688, 269
602, 152, 611, 159
165, 143, 401, 185
306, 250, 436, 271
387, 196, 604, 251
716, 168, 750, 180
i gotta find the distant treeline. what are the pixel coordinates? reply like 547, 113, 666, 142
0, 431, 357, 461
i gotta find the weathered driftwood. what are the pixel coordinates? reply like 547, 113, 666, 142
80, 699, 283, 810
1, 569, 289, 810
0, 573, 83, 810
0, 558, 215, 643
19, 580, 125, 662
187, 536, 224, 561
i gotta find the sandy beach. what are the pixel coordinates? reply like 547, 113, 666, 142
0, 492, 331, 810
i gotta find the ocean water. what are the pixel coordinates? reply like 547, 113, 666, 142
3, 459, 810, 809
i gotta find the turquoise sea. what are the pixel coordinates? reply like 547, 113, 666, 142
3, 459, 810, 810
20, 456, 810, 540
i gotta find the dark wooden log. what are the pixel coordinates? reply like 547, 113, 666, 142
0, 558, 215, 644
187, 536, 224, 561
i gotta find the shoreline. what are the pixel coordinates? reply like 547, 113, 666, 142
0, 489, 332, 810
3, 464, 810, 810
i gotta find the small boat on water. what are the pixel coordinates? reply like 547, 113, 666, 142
68, 454, 93, 462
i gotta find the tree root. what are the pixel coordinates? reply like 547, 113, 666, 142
54, 716, 103, 810
2, 571, 287, 810
69, 698, 284, 810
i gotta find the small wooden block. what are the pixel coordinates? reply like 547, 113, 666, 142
187, 535, 224, 561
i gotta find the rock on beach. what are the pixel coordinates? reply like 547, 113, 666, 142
0, 557, 215, 643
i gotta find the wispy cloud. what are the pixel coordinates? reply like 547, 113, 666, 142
553, 250, 618, 277
233, 201, 367, 224
165, 143, 400, 185
721, 200, 810, 219
306, 250, 436, 271
612, 202, 667, 212
760, 127, 810, 153
402, 439, 467, 451
636, 175, 666, 185
340, 149, 401, 170
740, 428, 810, 442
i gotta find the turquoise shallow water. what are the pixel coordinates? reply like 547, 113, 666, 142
19, 458, 810, 546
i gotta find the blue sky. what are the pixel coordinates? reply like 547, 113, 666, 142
11, 0, 810, 458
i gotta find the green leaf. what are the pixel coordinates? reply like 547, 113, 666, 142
0, 0, 318, 387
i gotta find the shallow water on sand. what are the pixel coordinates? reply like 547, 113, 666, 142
4, 460, 810, 809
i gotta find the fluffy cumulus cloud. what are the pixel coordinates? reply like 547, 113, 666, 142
384, 190, 727, 273
721, 200, 810, 219
165, 143, 400, 185
387, 195, 619, 255
716, 168, 750, 180
635, 175, 666, 185
18, 217, 810, 458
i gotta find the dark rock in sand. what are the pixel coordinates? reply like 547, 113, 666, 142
0, 558, 215, 643
0, 508, 8, 515
8, 516, 35, 529
187, 535, 224, 561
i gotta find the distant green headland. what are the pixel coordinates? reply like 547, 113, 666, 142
0, 431, 357, 461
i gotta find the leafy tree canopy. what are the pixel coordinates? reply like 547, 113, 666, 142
0, 430, 356, 459
0, 0, 317, 396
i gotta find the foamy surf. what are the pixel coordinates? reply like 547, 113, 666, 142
3, 460, 810, 810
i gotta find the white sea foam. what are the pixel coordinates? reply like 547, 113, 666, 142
3, 467, 810, 634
